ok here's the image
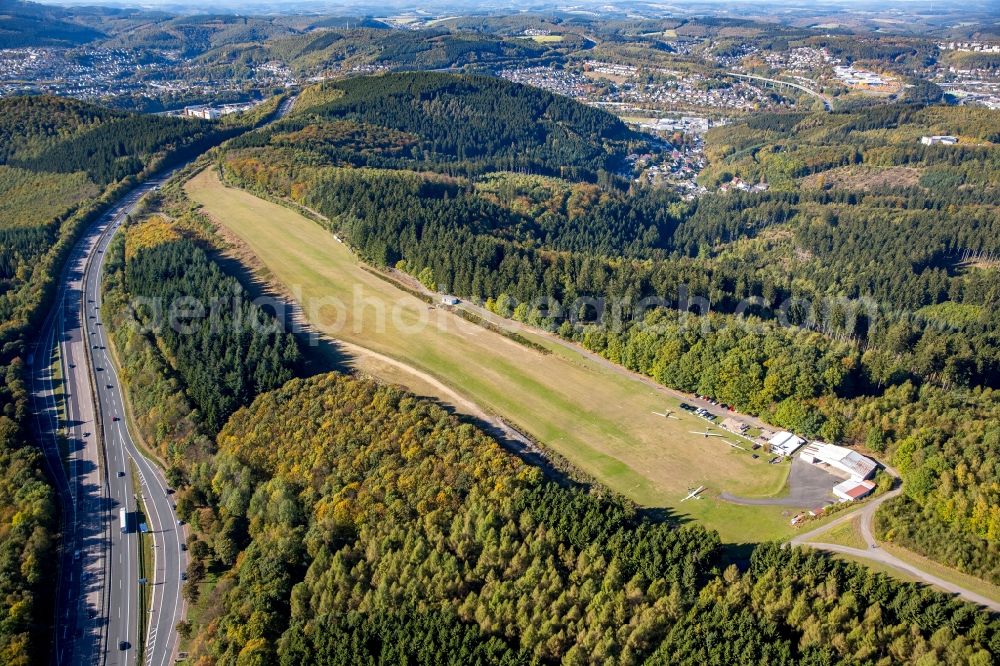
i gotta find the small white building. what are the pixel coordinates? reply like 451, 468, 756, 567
768, 431, 805, 457
921, 135, 958, 146
833, 478, 876, 502
441, 296, 460, 306
800, 442, 878, 481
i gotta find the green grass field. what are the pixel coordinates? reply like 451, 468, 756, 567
813, 515, 867, 550
186, 168, 799, 542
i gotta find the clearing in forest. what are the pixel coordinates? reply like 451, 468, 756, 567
186, 167, 803, 542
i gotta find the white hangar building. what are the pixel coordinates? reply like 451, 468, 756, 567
799, 442, 878, 481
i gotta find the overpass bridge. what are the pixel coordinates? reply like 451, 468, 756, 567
726, 72, 833, 112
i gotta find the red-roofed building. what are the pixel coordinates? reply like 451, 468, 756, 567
833, 479, 876, 502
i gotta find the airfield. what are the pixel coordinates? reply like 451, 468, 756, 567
186, 168, 835, 543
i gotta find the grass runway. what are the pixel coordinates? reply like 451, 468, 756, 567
186, 168, 800, 542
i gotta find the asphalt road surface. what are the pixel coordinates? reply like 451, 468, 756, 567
30, 176, 186, 666
791, 483, 1000, 612
29, 94, 298, 666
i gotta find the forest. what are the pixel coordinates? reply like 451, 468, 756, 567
176, 371, 999, 664
216, 75, 1000, 585
228, 72, 647, 182
0, 96, 231, 310
105, 212, 302, 437
123, 235, 302, 432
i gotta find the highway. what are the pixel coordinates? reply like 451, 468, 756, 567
28, 93, 298, 666
30, 175, 186, 666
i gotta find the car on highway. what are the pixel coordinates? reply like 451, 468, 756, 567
106, 384, 112, 389
112, 416, 120, 422
96, 367, 103, 371
119, 641, 129, 651
117, 471, 125, 477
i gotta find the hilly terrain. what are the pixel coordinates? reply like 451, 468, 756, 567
92, 188, 1000, 660
211, 74, 1000, 587
6, 3, 1000, 663
232, 71, 642, 180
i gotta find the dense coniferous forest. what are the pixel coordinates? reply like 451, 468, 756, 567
0, 96, 223, 184
0, 95, 231, 313
113, 217, 302, 433
216, 74, 1000, 585
228, 72, 646, 181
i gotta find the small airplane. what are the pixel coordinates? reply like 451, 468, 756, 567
689, 430, 725, 438
681, 486, 705, 502
652, 410, 680, 420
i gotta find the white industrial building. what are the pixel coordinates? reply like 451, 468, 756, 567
183, 105, 221, 120
799, 442, 878, 481
921, 135, 958, 146
768, 431, 805, 457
